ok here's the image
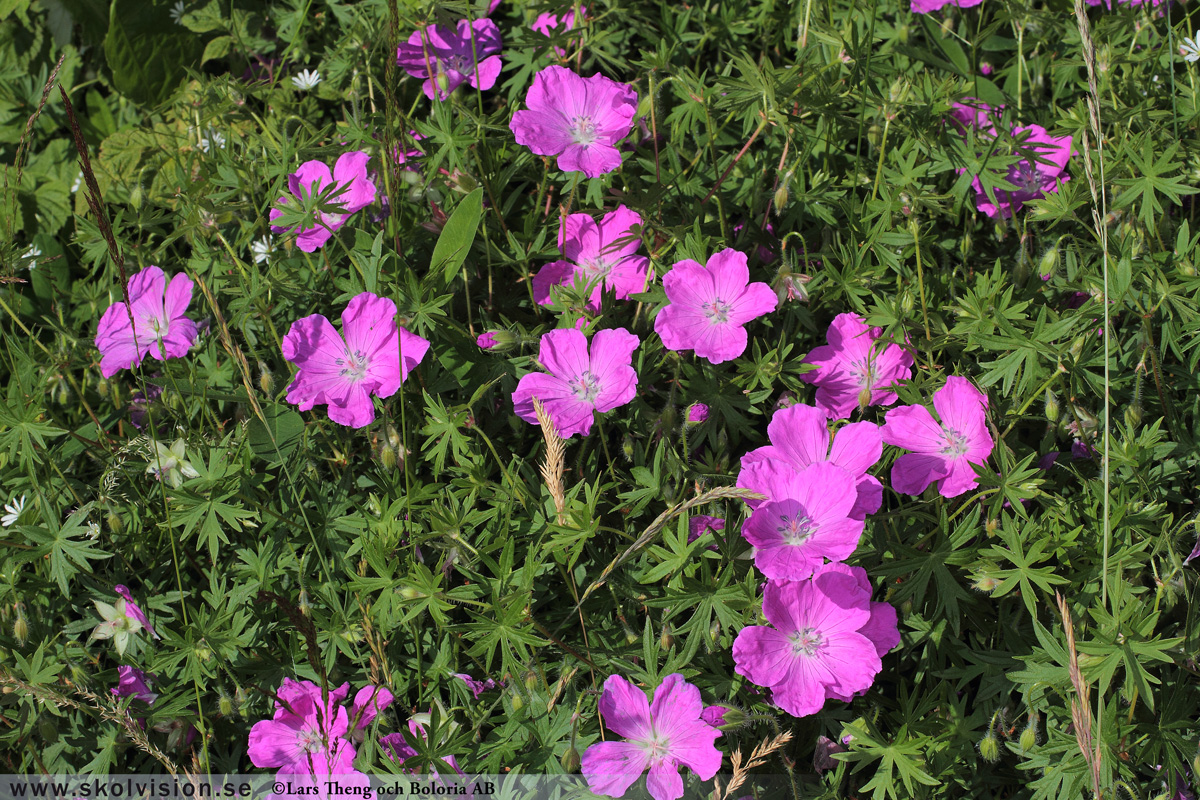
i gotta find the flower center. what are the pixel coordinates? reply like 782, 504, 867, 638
940, 427, 970, 457
790, 627, 823, 657
1013, 162, 1042, 192
642, 733, 671, 763
569, 116, 598, 146
850, 357, 878, 388
577, 257, 612, 283
337, 349, 370, 382
568, 371, 601, 403
298, 726, 324, 754
702, 298, 733, 324
445, 54, 471, 75
776, 513, 816, 547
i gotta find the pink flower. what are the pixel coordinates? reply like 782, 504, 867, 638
114, 585, 160, 640
911, 0, 982, 11
396, 19, 503, 101
453, 673, 499, 699
282, 292, 429, 429
882, 376, 993, 498
971, 125, 1073, 218
654, 249, 778, 365
948, 98, 1002, 136
581, 673, 722, 800
738, 403, 884, 519
532, 6, 587, 57
532, 206, 651, 310
700, 705, 732, 728
381, 712, 464, 775
510, 66, 637, 179
511, 327, 639, 438
112, 666, 158, 705
739, 462, 865, 581
349, 685, 393, 730
688, 515, 723, 551
269, 151, 377, 252
800, 313, 913, 420
248, 679, 356, 774
732, 564, 895, 718
95, 266, 198, 378
685, 403, 709, 424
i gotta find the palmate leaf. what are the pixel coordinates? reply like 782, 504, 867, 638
22, 503, 110, 596
1113, 140, 1199, 230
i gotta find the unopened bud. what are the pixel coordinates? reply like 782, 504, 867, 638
1018, 717, 1038, 752
621, 434, 634, 461
972, 573, 1000, 593
709, 619, 721, 644
511, 692, 524, 711
660, 623, 674, 652
524, 671, 538, 693
298, 589, 311, 617
398, 585, 423, 600
773, 175, 791, 212
106, 511, 123, 534
129, 183, 143, 212
12, 605, 28, 645
476, 330, 518, 352
960, 232, 973, 259
985, 518, 999, 536
258, 361, 274, 395
97, 378, 110, 398
561, 746, 581, 772
235, 687, 250, 719
857, 386, 873, 412
1124, 403, 1143, 429
978, 729, 1001, 763
218, 690, 236, 717
899, 289, 915, 316
685, 403, 709, 425
378, 444, 398, 470
621, 618, 639, 645
1044, 390, 1060, 422
1039, 242, 1059, 280
659, 405, 677, 434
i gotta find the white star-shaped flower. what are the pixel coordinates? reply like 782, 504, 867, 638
1, 495, 25, 527
251, 235, 272, 265
1181, 31, 1200, 63
146, 439, 200, 489
292, 69, 322, 91
199, 129, 226, 153
169, 1, 186, 24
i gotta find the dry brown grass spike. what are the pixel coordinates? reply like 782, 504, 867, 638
533, 397, 567, 524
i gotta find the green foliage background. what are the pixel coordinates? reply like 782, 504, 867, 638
2, 0, 1200, 797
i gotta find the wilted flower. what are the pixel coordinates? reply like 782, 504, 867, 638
654, 248, 777, 365
282, 293, 429, 429
90, 598, 144, 656
510, 66, 637, 178
533, 206, 652, 309
114, 585, 161, 640
291, 69, 322, 91
581, 674, 722, 800
112, 666, 158, 705
95, 266, 199, 378
396, 19, 503, 101
511, 328, 639, 438
269, 151, 377, 252
452, 673, 499, 699
146, 439, 200, 489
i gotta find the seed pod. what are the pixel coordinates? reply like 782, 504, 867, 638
1018, 716, 1038, 752
511, 692, 524, 712
378, 444, 398, 470
12, 605, 28, 645
560, 746, 581, 773
1039, 243, 1059, 280
773, 172, 792, 213
218, 690, 236, 718
524, 671, 538, 693
298, 589, 311, 617
1124, 403, 1143, 429
1044, 390, 1060, 422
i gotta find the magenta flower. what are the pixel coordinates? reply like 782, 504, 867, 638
510, 66, 637, 179
739, 462, 865, 581
112, 666, 158, 705
532, 6, 587, 57
700, 705, 731, 729
532, 206, 651, 310
269, 151, 376, 253
685, 403, 709, 424
732, 565, 892, 718
396, 19, 502, 101
248, 679, 356, 774
800, 313, 913, 420
688, 515, 723, 552
581, 673, 722, 800
453, 673, 499, 699
882, 376, 993, 498
381, 711, 464, 775
911, 0, 981, 11
818, 564, 901, 702
654, 249, 778, 365
511, 327, 639, 438
114, 585, 160, 640
95, 266, 198, 378
972, 125, 1073, 218
948, 98, 1001, 136
282, 292, 429, 429
738, 403, 884, 519
349, 685, 393, 730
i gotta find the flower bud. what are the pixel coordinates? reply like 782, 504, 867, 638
1044, 390, 1060, 422
12, 605, 28, 645
621, 618, 639, 645
298, 589, 311, 617
660, 623, 674, 652
398, 585, 423, 600
773, 174, 791, 212
899, 289, 915, 316
978, 729, 1001, 763
106, 511, 123, 534
1018, 717, 1038, 752
857, 386, 873, 412
685, 403, 709, 425
258, 361, 274, 396
621, 434, 635, 461
1124, 403, 1143, 429
709, 619, 721, 644
524, 671, 538, 693
511, 692, 524, 711
218, 690, 236, 718
378, 444, 398, 470
985, 518, 998, 536
972, 573, 1000, 593
476, 329, 518, 352
561, 746, 581, 773
1039, 242, 1059, 280
97, 378, 110, 398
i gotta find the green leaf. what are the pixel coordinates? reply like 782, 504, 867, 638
104, 0, 205, 105
430, 188, 484, 284
247, 405, 305, 464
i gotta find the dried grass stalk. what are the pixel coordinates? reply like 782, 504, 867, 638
533, 397, 567, 524
719, 730, 794, 800
1056, 592, 1102, 796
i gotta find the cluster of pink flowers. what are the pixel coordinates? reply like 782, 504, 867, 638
950, 99, 1074, 218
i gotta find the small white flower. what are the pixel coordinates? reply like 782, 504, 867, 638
22, 245, 41, 270
1, 495, 25, 527
146, 439, 200, 489
86, 521, 101, 540
169, 0, 186, 24
71, 173, 83, 193
1181, 31, 1200, 63
251, 235, 272, 265
199, 129, 226, 153
292, 69, 322, 91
